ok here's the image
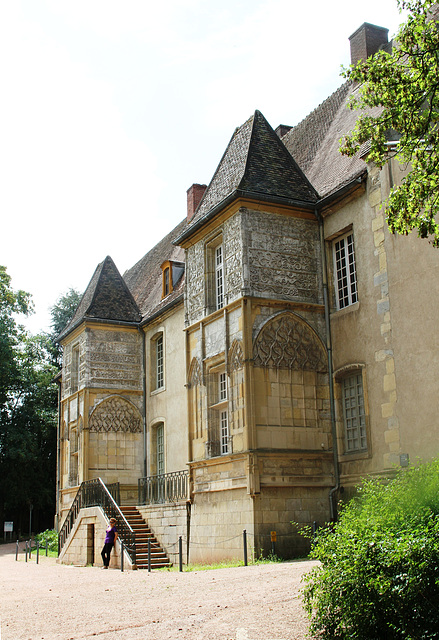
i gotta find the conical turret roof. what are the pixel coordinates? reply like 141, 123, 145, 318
177, 110, 318, 243
57, 256, 141, 341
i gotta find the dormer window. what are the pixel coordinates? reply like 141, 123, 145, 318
161, 260, 185, 300
164, 267, 170, 297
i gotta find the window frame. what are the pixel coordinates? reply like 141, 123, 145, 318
341, 371, 367, 454
150, 332, 165, 393
205, 233, 226, 315
205, 359, 231, 458
156, 422, 165, 475
215, 244, 224, 311
333, 231, 358, 310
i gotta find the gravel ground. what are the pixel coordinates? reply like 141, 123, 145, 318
1, 542, 316, 640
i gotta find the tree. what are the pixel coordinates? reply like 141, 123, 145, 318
302, 459, 439, 639
0, 269, 80, 534
341, 0, 439, 245
46, 288, 81, 368
0, 266, 32, 415
0, 333, 58, 534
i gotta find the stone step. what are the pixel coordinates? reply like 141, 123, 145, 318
119, 505, 171, 570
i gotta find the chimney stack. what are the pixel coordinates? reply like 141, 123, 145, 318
349, 23, 389, 66
187, 183, 207, 222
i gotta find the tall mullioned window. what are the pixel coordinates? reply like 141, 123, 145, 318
156, 334, 164, 389
342, 373, 367, 452
334, 232, 358, 309
215, 244, 224, 310
205, 234, 225, 315
220, 410, 229, 455
156, 423, 164, 475
151, 333, 164, 392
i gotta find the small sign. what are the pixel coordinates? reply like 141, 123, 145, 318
4, 522, 13, 533
270, 531, 276, 542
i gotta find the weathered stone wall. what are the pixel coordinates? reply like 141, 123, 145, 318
62, 327, 142, 400
185, 212, 244, 326
86, 328, 142, 390
242, 208, 322, 304
137, 502, 188, 565
189, 486, 254, 564
58, 507, 130, 569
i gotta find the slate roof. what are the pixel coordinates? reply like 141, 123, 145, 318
176, 110, 318, 243
123, 217, 187, 321
59, 34, 398, 340
281, 81, 369, 198
58, 256, 142, 341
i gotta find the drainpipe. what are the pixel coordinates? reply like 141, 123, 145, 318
139, 328, 147, 478
317, 210, 340, 521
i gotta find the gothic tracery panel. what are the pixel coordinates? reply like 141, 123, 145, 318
89, 396, 142, 433
253, 313, 327, 372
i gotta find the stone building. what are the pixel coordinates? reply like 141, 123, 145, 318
56, 21, 439, 567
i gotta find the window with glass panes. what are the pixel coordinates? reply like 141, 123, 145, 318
215, 244, 224, 310
334, 233, 358, 309
220, 410, 229, 454
156, 423, 164, 475
342, 373, 367, 452
219, 371, 227, 401
156, 334, 164, 389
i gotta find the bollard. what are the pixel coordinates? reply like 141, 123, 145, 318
25, 540, 28, 563
243, 530, 248, 566
46, 539, 49, 557
179, 536, 183, 572
148, 538, 151, 572
120, 541, 124, 572
36, 541, 39, 564
15, 540, 19, 561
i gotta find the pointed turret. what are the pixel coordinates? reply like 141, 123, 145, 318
176, 110, 318, 244
57, 256, 141, 341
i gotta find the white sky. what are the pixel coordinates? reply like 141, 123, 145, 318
1, 0, 406, 334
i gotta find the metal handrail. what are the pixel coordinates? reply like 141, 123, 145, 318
58, 478, 136, 565
138, 470, 188, 505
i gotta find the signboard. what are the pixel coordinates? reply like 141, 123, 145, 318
270, 531, 276, 542
4, 522, 13, 533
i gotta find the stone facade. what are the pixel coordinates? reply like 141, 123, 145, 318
57, 21, 439, 566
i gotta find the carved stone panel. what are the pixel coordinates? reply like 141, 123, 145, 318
185, 242, 205, 325
253, 313, 327, 372
223, 213, 243, 303
89, 396, 142, 433
245, 210, 321, 303
229, 339, 244, 372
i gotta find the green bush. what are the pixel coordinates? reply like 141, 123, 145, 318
35, 528, 58, 553
302, 459, 439, 640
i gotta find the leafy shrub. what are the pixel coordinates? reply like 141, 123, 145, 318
302, 459, 439, 640
35, 528, 58, 553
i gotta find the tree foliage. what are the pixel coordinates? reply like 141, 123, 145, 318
0, 266, 32, 415
46, 288, 81, 368
0, 268, 80, 534
302, 459, 439, 639
341, 0, 439, 245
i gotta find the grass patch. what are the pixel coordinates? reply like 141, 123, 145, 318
159, 552, 283, 572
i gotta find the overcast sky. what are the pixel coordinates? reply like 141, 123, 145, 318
1, 0, 406, 334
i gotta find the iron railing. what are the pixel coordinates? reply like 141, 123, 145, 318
58, 478, 136, 565
138, 470, 188, 505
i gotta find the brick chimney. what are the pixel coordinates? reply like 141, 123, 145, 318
349, 23, 389, 66
187, 183, 207, 222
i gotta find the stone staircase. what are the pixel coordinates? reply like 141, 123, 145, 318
119, 506, 171, 570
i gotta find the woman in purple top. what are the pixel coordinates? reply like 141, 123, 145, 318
101, 518, 118, 569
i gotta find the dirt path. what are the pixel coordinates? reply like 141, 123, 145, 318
1, 542, 315, 640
